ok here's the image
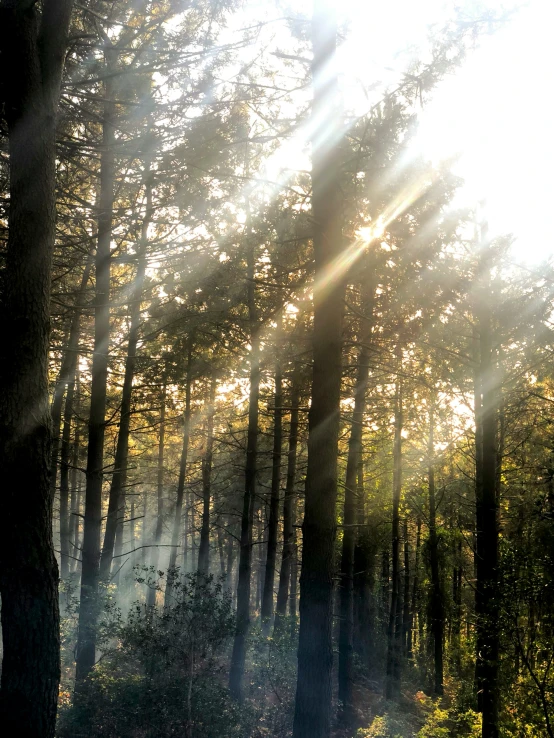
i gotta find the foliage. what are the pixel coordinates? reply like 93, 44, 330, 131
357, 693, 481, 738
58, 573, 249, 738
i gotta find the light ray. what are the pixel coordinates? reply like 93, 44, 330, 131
313, 169, 438, 300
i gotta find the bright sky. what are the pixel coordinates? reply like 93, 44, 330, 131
226, 0, 553, 263
341, 0, 554, 263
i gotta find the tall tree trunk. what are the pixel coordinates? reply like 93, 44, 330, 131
473, 234, 500, 738
428, 403, 444, 695
164, 339, 193, 606
275, 369, 300, 624
50, 261, 91, 503
380, 549, 390, 637
354, 462, 375, 674
409, 516, 421, 656
0, 3, 73, 732
229, 231, 261, 700
75, 49, 116, 689
183, 493, 190, 571
217, 521, 226, 576
451, 534, 463, 670
339, 285, 373, 717
226, 535, 235, 592
140, 492, 148, 566
59, 368, 77, 579
70, 377, 82, 572
290, 529, 298, 619
99, 160, 152, 580
261, 360, 283, 633
198, 376, 217, 576
293, 2, 344, 735
402, 520, 411, 658
386, 371, 403, 700
256, 508, 263, 612
147, 379, 167, 607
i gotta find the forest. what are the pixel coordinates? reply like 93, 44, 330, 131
1, 1, 553, 737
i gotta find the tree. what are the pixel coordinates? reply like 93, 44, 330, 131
293, 1, 345, 735
261, 355, 283, 633
0, 1, 73, 734
75, 41, 116, 690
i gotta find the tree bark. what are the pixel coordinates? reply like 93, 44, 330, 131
75, 47, 117, 690
428, 403, 444, 695
409, 516, 421, 656
275, 368, 300, 624
473, 231, 500, 738
164, 338, 193, 606
229, 323, 260, 699
353, 463, 376, 674
385, 370, 403, 700
228, 220, 260, 699
261, 360, 283, 632
147, 379, 167, 606
402, 520, 411, 658
290, 532, 298, 620
0, 2, 73, 734
59, 368, 77, 579
70, 375, 82, 573
198, 376, 217, 576
50, 261, 91, 504
339, 285, 374, 717
99, 155, 152, 580
293, 2, 345, 734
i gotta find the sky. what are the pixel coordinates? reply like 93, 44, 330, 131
340, 0, 554, 264
220, 0, 553, 264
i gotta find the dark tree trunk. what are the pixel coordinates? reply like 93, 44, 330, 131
147, 379, 167, 607
290, 530, 298, 619
428, 403, 444, 695
385, 372, 403, 700
59, 368, 77, 579
183, 494, 190, 571
261, 360, 283, 633
380, 549, 390, 637
50, 261, 91, 504
409, 516, 421, 656
339, 285, 373, 717
112, 490, 125, 586
198, 377, 217, 576
70, 371, 82, 574
293, 3, 344, 734
473, 234, 500, 738
229, 232, 260, 700
140, 492, 148, 567
164, 340, 193, 606
75, 50, 116, 689
256, 508, 263, 612
217, 520, 226, 576
99, 161, 152, 580
354, 442, 374, 671
275, 369, 300, 624
402, 520, 411, 658
0, 2, 73, 734
70, 382, 82, 572
451, 535, 463, 670
354, 531, 376, 674
226, 535, 235, 592
189, 498, 197, 571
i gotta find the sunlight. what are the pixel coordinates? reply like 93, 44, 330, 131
337, 0, 553, 263
313, 167, 437, 300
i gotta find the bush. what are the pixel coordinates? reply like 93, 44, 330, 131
58, 572, 249, 738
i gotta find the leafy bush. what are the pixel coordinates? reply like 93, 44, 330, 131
357, 694, 481, 738
58, 572, 249, 738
